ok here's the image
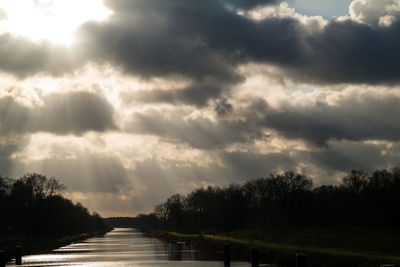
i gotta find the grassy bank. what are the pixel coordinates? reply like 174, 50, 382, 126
0, 229, 112, 263
150, 229, 400, 267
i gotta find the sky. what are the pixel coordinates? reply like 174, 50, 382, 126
1, 0, 400, 217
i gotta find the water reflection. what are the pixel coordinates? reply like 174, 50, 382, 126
7, 228, 257, 266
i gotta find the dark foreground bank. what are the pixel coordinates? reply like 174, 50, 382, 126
0, 173, 112, 263
1, 229, 112, 263
149, 230, 400, 267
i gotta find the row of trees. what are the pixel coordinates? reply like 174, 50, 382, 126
0, 173, 108, 240
138, 168, 400, 232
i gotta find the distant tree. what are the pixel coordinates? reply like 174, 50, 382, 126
221, 183, 249, 230
0, 175, 12, 230
154, 203, 168, 225
185, 186, 224, 231
165, 194, 186, 229
0, 175, 12, 196
45, 177, 66, 197
342, 169, 368, 193
3, 173, 108, 238
269, 171, 313, 201
144, 168, 400, 232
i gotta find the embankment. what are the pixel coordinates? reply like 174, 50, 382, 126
149, 229, 400, 267
1, 228, 112, 263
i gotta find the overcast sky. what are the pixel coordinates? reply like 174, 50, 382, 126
1, 0, 400, 216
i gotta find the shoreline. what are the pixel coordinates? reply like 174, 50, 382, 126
147, 230, 400, 267
1, 228, 113, 263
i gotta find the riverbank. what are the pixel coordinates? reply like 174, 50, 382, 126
149, 228, 400, 267
1, 228, 112, 263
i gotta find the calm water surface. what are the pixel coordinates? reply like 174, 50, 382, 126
7, 228, 264, 266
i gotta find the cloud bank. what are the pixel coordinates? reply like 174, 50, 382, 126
0, 0, 400, 216
0, 91, 116, 136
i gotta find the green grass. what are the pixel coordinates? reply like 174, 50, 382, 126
207, 234, 400, 263
167, 232, 199, 239
160, 230, 400, 266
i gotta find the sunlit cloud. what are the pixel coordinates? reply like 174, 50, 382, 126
1, 0, 400, 217
0, 0, 112, 45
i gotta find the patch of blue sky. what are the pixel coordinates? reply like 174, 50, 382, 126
289, 0, 353, 18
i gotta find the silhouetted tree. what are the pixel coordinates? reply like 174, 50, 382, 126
165, 194, 186, 229
136, 168, 400, 233
342, 169, 368, 194
0, 172, 108, 240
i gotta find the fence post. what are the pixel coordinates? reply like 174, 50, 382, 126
296, 253, 306, 267
224, 245, 230, 266
15, 246, 21, 265
251, 248, 259, 267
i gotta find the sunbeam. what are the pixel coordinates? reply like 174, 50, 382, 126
0, 0, 112, 45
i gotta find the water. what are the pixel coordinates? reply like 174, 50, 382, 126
7, 228, 264, 266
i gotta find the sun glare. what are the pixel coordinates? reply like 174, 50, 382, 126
0, 0, 112, 45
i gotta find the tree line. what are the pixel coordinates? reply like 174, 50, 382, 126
132, 168, 400, 232
0, 173, 108, 240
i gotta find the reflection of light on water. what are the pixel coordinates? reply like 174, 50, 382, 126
7, 228, 257, 267
53, 248, 93, 252
23, 253, 76, 263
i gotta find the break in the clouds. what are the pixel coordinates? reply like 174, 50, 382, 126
1, 0, 400, 216
0, 91, 116, 136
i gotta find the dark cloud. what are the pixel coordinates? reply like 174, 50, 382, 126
77, 0, 296, 106
78, 0, 242, 84
0, 0, 397, 96
218, 150, 295, 180
126, 97, 271, 150
79, 0, 303, 83
78, 0, 400, 86
215, 98, 233, 116
303, 141, 388, 173
292, 140, 400, 184
0, 137, 28, 177
26, 155, 131, 194
0, 34, 78, 77
264, 94, 400, 146
127, 83, 227, 107
221, 0, 280, 10
0, 91, 116, 136
0, 144, 17, 158
0, 0, 399, 88
132, 150, 295, 191
127, 108, 268, 150
129, 92, 400, 149
293, 19, 400, 84
38, 92, 117, 134
0, 96, 31, 134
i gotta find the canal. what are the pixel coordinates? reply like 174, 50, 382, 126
7, 228, 268, 266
